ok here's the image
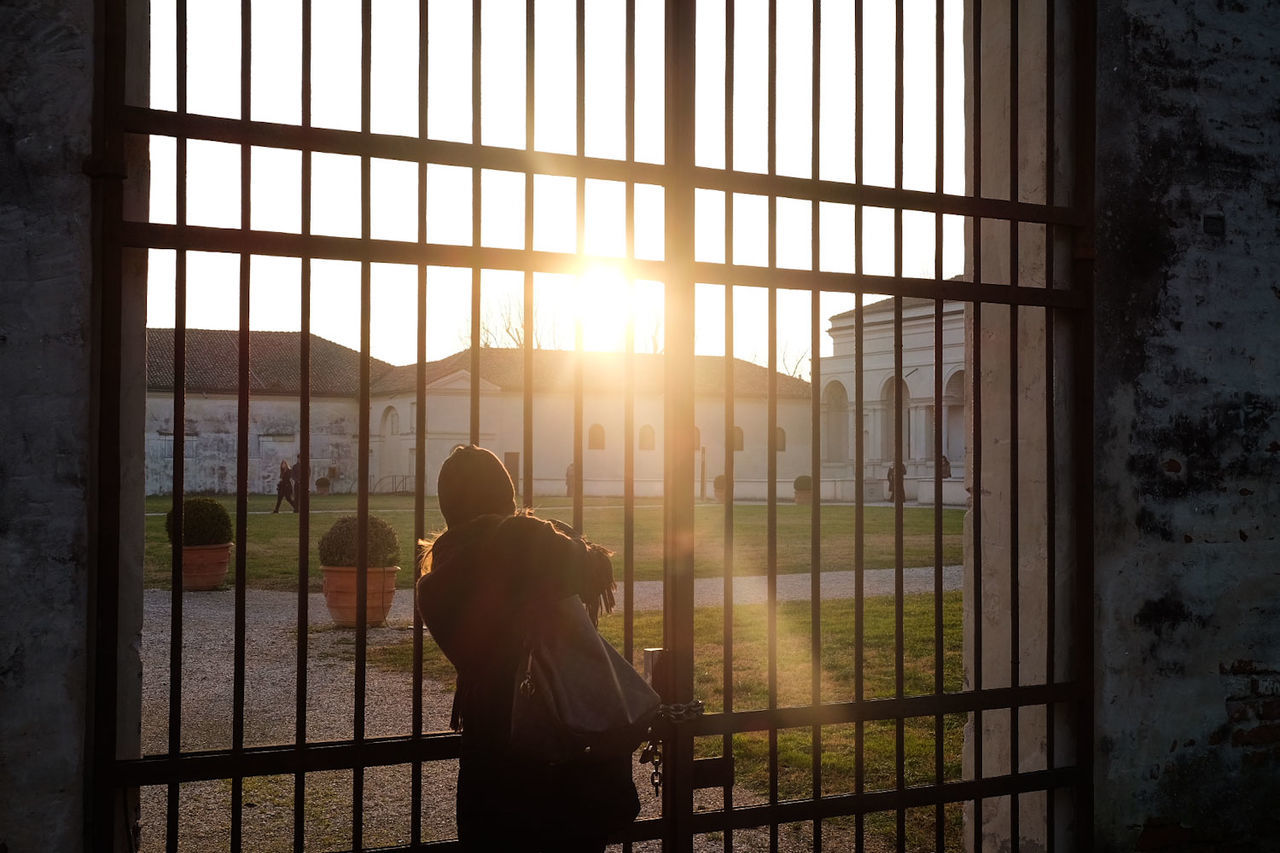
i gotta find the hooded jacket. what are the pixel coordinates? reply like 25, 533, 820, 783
417, 512, 640, 845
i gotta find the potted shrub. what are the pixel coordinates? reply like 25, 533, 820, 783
314, 476, 331, 495
165, 497, 233, 590
318, 514, 400, 628
713, 473, 727, 503
793, 474, 813, 505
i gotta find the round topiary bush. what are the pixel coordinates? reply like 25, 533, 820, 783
319, 515, 400, 567
793, 474, 813, 492
165, 497, 233, 547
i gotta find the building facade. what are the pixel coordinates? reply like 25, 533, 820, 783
145, 330, 816, 500
819, 297, 967, 504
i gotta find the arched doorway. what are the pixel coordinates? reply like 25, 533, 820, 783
944, 369, 966, 467
823, 380, 849, 462
880, 376, 910, 462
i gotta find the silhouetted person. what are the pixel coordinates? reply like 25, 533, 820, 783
939, 454, 952, 479
887, 460, 906, 502
417, 445, 635, 852
565, 460, 576, 497
290, 456, 307, 512
273, 459, 295, 513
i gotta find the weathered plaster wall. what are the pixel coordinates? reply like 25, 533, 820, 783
0, 1, 95, 850
1094, 1, 1280, 848
143, 394, 361, 495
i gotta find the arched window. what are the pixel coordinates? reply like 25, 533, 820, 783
639, 424, 656, 450
588, 423, 606, 450
823, 381, 849, 462
380, 405, 400, 436
732, 426, 744, 451
775, 426, 787, 451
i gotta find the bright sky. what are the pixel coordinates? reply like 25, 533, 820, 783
145, 0, 965, 374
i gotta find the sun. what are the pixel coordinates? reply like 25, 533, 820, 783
575, 264, 638, 353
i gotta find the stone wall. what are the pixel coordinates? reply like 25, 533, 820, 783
0, 2, 96, 850
1094, 0, 1280, 848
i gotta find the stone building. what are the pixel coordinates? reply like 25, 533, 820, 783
819, 297, 967, 504
145, 329, 815, 500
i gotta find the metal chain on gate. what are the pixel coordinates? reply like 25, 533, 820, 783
638, 700, 705, 797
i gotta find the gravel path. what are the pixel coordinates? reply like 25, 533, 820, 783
138, 568, 947, 850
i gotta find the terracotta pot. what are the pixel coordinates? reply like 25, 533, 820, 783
321, 565, 400, 628
182, 543, 231, 590
794, 489, 813, 505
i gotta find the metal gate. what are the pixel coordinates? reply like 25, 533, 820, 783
92, 0, 1094, 849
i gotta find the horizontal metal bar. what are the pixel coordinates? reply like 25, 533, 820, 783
336, 816, 668, 851
690, 166, 1082, 227
124, 105, 1081, 227
690, 683, 1076, 737
123, 105, 668, 185
688, 767, 1079, 833
120, 221, 1087, 310
114, 732, 461, 788
692, 262, 1087, 309
119, 220, 669, 278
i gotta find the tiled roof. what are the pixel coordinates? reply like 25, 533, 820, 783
147, 330, 811, 399
146, 329, 395, 396
372, 347, 812, 399
828, 295, 938, 324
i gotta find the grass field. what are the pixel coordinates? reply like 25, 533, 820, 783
145, 494, 963, 591
368, 591, 966, 851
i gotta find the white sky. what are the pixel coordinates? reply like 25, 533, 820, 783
145, 0, 965, 373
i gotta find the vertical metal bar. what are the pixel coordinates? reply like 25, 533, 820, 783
722, 3, 736, 846
662, 2, 697, 849
809, 1, 823, 848
892, 2, 906, 849
352, 0, 373, 846
230, 1, 253, 845
292, 3, 312, 847
766, 3, 779, 849
523, 0, 536, 510
410, 0, 430, 844
933, 0, 947, 848
573, 0, 586, 533
166, 2, 188, 848
971, 0, 985, 847
1008, 3, 1023, 848
1044, 1, 1059, 847
1073, 1, 1098, 847
470, 0, 482, 446
623, 0, 637, 671
89, 0, 127, 846
853, 1, 865, 848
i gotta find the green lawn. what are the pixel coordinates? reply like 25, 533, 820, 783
145, 494, 963, 591
369, 591, 965, 851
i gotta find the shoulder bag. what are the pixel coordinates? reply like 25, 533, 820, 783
510, 595, 661, 764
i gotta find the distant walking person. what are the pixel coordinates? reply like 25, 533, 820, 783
290, 455, 307, 512
273, 459, 296, 513
887, 460, 906, 502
